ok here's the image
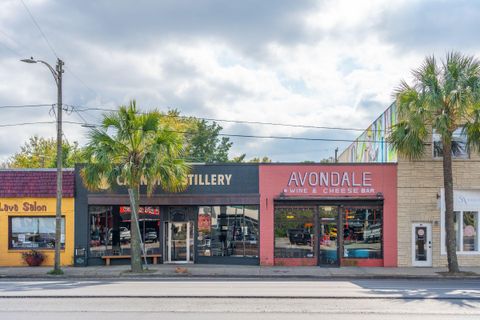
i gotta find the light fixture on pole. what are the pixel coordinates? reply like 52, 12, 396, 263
21, 56, 64, 273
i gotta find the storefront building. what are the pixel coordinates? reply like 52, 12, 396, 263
339, 103, 480, 267
259, 164, 397, 267
0, 169, 75, 266
74, 164, 260, 266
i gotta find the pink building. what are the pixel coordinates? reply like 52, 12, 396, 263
259, 164, 397, 267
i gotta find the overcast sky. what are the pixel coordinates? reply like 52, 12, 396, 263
1, 0, 480, 163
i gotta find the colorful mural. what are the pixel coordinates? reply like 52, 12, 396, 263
339, 103, 397, 163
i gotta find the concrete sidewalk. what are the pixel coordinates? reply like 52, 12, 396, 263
0, 264, 479, 279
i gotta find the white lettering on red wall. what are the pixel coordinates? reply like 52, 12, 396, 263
285, 171, 375, 195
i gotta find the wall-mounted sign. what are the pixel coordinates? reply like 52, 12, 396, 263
120, 206, 160, 215
80, 164, 259, 195
116, 174, 233, 187
283, 170, 376, 195
0, 201, 48, 213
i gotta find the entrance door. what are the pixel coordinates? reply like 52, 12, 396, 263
318, 206, 339, 266
412, 223, 432, 267
165, 221, 194, 263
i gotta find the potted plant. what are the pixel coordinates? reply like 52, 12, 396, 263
22, 250, 45, 266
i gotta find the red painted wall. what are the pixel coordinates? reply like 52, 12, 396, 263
259, 164, 397, 267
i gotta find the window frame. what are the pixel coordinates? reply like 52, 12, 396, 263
197, 205, 260, 259
9, 215, 66, 250
444, 210, 479, 254
432, 127, 469, 160
440, 189, 480, 255
274, 206, 316, 259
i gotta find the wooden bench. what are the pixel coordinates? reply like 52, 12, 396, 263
102, 254, 161, 266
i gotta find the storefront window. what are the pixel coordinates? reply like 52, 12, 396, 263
10, 217, 65, 249
89, 205, 160, 257
274, 207, 315, 258
343, 207, 383, 259
197, 205, 259, 258
463, 211, 478, 252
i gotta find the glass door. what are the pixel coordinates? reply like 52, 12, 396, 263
165, 221, 193, 263
318, 206, 339, 265
412, 223, 432, 267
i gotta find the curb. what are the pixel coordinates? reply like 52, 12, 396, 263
1, 273, 479, 280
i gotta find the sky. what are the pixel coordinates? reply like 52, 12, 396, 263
1, 0, 480, 163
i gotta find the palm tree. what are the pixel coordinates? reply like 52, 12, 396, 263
81, 101, 190, 272
389, 52, 480, 273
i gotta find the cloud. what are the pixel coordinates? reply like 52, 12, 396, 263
377, 0, 480, 53
1, 0, 479, 163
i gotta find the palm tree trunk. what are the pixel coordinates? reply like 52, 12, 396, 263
442, 139, 460, 273
128, 186, 143, 273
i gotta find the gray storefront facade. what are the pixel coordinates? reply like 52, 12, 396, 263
74, 164, 260, 266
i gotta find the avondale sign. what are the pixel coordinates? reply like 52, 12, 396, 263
284, 171, 376, 195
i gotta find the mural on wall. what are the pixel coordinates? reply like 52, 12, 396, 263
339, 103, 397, 163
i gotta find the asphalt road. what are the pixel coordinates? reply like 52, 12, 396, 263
0, 279, 479, 319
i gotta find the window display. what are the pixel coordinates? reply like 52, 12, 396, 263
274, 207, 315, 258
10, 217, 65, 249
452, 211, 479, 252
343, 207, 383, 259
197, 205, 259, 258
89, 205, 160, 257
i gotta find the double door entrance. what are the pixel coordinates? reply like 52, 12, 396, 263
164, 221, 194, 263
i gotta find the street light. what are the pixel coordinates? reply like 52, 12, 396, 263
21, 56, 64, 274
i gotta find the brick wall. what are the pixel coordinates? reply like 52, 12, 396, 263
397, 146, 480, 267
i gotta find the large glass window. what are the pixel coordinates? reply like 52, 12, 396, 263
463, 211, 478, 252
445, 211, 479, 253
274, 207, 315, 258
10, 217, 65, 249
89, 205, 160, 257
433, 127, 468, 159
343, 207, 383, 259
197, 205, 259, 258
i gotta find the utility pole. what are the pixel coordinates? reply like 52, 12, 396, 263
21, 57, 64, 273
334, 147, 339, 163
54, 58, 64, 273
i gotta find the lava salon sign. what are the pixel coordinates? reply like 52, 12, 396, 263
0, 200, 48, 213
284, 170, 377, 196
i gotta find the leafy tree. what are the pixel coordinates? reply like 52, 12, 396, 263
389, 52, 480, 273
81, 101, 190, 272
228, 154, 272, 163
229, 154, 247, 163
7, 135, 84, 168
185, 119, 232, 163
248, 156, 272, 163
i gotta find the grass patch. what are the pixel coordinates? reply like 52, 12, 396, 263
437, 271, 478, 277
47, 269, 64, 275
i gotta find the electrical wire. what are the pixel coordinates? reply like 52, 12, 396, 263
0, 119, 387, 143
20, 0, 59, 59
70, 105, 389, 133
0, 104, 53, 109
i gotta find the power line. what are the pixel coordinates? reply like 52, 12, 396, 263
0, 121, 55, 128
0, 104, 53, 109
20, 0, 59, 59
64, 66, 100, 98
70, 105, 389, 133
0, 119, 387, 143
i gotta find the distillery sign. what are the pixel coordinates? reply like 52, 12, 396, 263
284, 170, 376, 195
116, 173, 233, 187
